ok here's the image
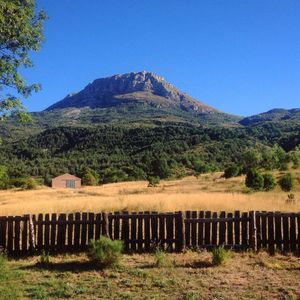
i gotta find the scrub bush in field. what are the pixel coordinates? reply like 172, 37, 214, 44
88, 236, 123, 268
147, 176, 160, 187
262, 173, 276, 191
224, 165, 241, 179
245, 168, 264, 191
278, 173, 293, 192
212, 247, 230, 266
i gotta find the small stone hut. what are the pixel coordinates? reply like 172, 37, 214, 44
51, 173, 81, 189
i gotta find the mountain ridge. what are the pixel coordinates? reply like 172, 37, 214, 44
45, 71, 219, 114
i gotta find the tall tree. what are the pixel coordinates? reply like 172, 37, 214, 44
0, 0, 46, 121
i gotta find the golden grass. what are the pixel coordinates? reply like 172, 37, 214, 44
0, 172, 299, 215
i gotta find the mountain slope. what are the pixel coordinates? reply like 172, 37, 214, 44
45, 71, 219, 114
239, 108, 300, 126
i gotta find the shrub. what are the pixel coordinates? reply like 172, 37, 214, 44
39, 250, 50, 266
147, 176, 160, 187
0, 249, 7, 267
154, 247, 166, 267
278, 173, 293, 192
245, 168, 264, 191
224, 165, 241, 179
0, 165, 9, 189
9, 177, 38, 190
26, 178, 38, 190
88, 236, 123, 268
262, 173, 276, 191
212, 247, 229, 266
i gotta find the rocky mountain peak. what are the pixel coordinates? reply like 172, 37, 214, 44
45, 71, 218, 113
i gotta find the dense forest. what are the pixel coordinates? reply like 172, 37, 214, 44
0, 120, 299, 187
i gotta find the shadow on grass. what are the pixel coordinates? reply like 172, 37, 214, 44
21, 261, 103, 273
137, 260, 213, 269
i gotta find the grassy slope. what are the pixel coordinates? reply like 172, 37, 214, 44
1, 251, 299, 299
0, 171, 299, 216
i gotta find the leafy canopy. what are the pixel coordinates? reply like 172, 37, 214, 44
0, 0, 46, 121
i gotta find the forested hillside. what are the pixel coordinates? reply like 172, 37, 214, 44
0, 120, 299, 186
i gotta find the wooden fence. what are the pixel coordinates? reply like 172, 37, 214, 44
0, 211, 299, 255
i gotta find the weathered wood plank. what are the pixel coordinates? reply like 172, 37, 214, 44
234, 211, 240, 246
267, 212, 275, 255
198, 211, 204, 247
144, 211, 151, 252
219, 211, 226, 246
211, 212, 218, 246
204, 211, 211, 246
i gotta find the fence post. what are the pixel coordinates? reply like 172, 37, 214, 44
28, 214, 36, 253
250, 211, 257, 252
102, 212, 109, 238
178, 211, 186, 252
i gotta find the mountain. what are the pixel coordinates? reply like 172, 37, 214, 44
239, 108, 300, 126
45, 71, 219, 114
0, 72, 299, 183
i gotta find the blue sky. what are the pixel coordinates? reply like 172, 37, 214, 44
22, 0, 300, 116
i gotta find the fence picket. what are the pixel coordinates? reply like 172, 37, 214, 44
0, 210, 299, 256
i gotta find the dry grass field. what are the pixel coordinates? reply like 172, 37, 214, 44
0, 172, 299, 215
1, 251, 299, 299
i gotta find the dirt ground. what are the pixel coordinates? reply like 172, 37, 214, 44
1, 251, 299, 300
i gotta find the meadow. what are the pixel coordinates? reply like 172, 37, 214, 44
1, 251, 299, 300
0, 172, 299, 216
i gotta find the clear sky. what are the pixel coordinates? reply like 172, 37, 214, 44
22, 0, 300, 116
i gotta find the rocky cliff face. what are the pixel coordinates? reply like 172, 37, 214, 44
45, 71, 218, 114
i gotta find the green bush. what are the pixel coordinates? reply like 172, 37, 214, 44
0, 166, 9, 189
224, 165, 241, 179
245, 168, 264, 191
262, 173, 276, 191
154, 247, 167, 268
88, 236, 123, 268
278, 173, 293, 192
147, 176, 160, 187
9, 177, 38, 190
26, 178, 38, 190
39, 250, 50, 266
212, 247, 229, 266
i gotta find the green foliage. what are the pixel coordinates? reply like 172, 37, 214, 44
212, 247, 230, 266
242, 149, 262, 171
39, 250, 50, 266
88, 236, 123, 268
0, 123, 298, 186
100, 168, 128, 184
278, 173, 294, 192
9, 177, 38, 189
224, 165, 241, 179
147, 176, 160, 187
153, 247, 172, 268
0, 165, 9, 189
245, 168, 264, 191
290, 147, 300, 169
0, 250, 7, 270
262, 173, 276, 191
0, 0, 46, 120
81, 167, 97, 186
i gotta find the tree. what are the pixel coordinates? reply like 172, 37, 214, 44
290, 146, 300, 169
224, 165, 241, 179
0, 0, 46, 121
278, 173, 293, 192
0, 165, 9, 189
262, 173, 276, 191
242, 149, 262, 171
245, 168, 264, 191
81, 168, 97, 186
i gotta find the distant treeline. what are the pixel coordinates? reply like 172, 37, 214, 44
0, 122, 299, 187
